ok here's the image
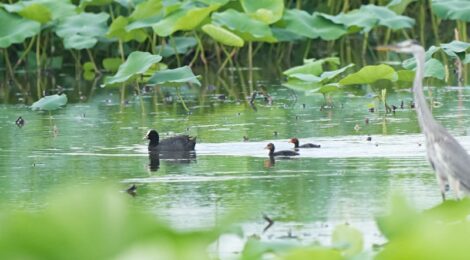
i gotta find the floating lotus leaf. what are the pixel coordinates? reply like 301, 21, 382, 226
201, 24, 244, 47
55, 12, 109, 49
31, 94, 68, 111
155, 36, 197, 57
212, 9, 276, 42
153, 2, 222, 36
103, 51, 162, 86
2, 0, 76, 22
431, 0, 470, 21
107, 16, 148, 43
240, 0, 284, 24
339, 64, 398, 85
0, 9, 40, 48
424, 58, 445, 80
148, 66, 201, 87
280, 9, 347, 40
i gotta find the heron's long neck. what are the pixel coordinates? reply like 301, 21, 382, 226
413, 48, 438, 134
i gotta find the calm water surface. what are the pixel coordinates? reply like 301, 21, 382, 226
2, 75, 470, 254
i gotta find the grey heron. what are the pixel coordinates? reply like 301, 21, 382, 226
378, 40, 470, 200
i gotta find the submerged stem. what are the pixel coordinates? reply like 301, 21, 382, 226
176, 87, 189, 112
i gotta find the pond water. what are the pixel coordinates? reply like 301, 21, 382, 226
1, 72, 470, 256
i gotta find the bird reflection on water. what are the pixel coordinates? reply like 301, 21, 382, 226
147, 150, 196, 172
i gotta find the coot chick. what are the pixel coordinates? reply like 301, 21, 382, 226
265, 143, 299, 157
146, 129, 196, 151
289, 138, 320, 148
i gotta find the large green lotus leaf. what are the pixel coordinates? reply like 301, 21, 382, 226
129, 0, 164, 20
240, 0, 283, 24
331, 224, 364, 257
153, 2, 222, 36
103, 51, 162, 86
281, 9, 347, 40
464, 54, 470, 64
79, 0, 113, 9
126, 15, 164, 31
339, 64, 398, 85
147, 66, 201, 87
102, 57, 123, 72
271, 27, 305, 42
424, 58, 445, 80
397, 70, 415, 82
319, 10, 377, 32
2, 0, 76, 22
0, 9, 40, 48
440, 40, 470, 57
284, 57, 340, 77
320, 63, 355, 82
31, 94, 68, 111
155, 36, 197, 57
387, 0, 417, 14
201, 24, 244, 47
320, 5, 414, 32
212, 9, 276, 42
288, 73, 322, 82
55, 12, 109, 49
431, 0, 470, 21
283, 78, 322, 92
107, 16, 148, 43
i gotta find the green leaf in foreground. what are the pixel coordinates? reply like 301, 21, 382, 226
339, 64, 398, 85
202, 24, 244, 47
147, 66, 201, 87
103, 51, 162, 86
424, 58, 445, 80
0, 9, 40, 48
31, 94, 68, 111
331, 224, 364, 257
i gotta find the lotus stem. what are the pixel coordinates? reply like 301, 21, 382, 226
248, 41, 253, 92
419, 2, 425, 46
135, 81, 145, 114
303, 39, 312, 60
169, 35, 181, 67
14, 36, 36, 70
36, 30, 41, 72
361, 31, 369, 65
217, 47, 236, 74
193, 31, 207, 68
86, 49, 100, 74
118, 40, 125, 61
176, 87, 189, 112
3, 49, 15, 79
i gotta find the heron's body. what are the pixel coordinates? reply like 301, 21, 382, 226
385, 41, 470, 199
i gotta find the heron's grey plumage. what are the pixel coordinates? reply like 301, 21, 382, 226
387, 40, 470, 200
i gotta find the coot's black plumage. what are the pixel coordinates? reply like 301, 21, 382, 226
265, 143, 299, 157
289, 138, 321, 149
146, 129, 196, 151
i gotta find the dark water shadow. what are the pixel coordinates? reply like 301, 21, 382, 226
148, 151, 197, 172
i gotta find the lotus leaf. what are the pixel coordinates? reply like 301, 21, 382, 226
339, 64, 398, 85
240, 0, 284, 24
464, 54, 470, 64
2, 0, 76, 22
280, 10, 347, 40
440, 40, 470, 58
129, 0, 164, 20
55, 12, 109, 49
320, 63, 355, 81
153, 2, 222, 36
403, 46, 441, 69
397, 70, 415, 82
424, 58, 445, 80
212, 9, 276, 42
431, 0, 470, 21
79, 0, 113, 9
155, 36, 197, 57
147, 66, 201, 87
201, 24, 244, 47
284, 57, 340, 77
103, 51, 162, 86
283, 78, 322, 92
107, 16, 148, 43
387, 0, 417, 14
31, 94, 68, 111
0, 9, 40, 48
102, 58, 123, 72
271, 28, 305, 42
320, 5, 414, 32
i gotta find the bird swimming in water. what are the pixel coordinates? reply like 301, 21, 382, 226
145, 129, 196, 151
289, 138, 321, 149
265, 143, 299, 157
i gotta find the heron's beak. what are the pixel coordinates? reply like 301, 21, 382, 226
376, 45, 398, 52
